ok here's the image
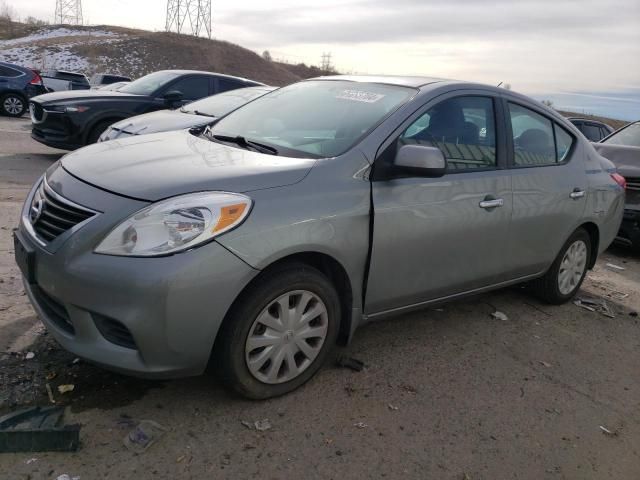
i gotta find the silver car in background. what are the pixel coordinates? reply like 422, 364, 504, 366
99, 85, 276, 141
14, 76, 624, 399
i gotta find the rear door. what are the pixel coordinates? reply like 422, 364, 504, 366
366, 91, 513, 315
504, 99, 587, 276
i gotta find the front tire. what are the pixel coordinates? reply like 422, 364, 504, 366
1, 93, 27, 117
216, 263, 341, 399
531, 228, 591, 304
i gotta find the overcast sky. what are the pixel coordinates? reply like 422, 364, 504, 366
8, 0, 640, 118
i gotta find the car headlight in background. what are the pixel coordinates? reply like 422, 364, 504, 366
46, 105, 90, 113
94, 192, 252, 256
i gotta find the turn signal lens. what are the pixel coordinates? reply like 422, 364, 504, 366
611, 173, 626, 189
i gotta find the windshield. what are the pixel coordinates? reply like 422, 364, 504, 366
119, 71, 181, 96
183, 87, 273, 117
209, 80, 416, 158
603, 122, 640, 147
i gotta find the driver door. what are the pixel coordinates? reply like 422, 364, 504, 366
365, 93, 513, 315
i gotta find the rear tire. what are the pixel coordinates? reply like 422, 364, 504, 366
531, 228, 591, 304
215, 262, 341, 399
1, 93, 27, 117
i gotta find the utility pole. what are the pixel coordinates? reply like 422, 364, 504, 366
54, 0, 83, 25
320, 52, 333, 73
166, 0, 212, 38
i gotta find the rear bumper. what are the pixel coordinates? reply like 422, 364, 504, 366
615, 208, 640, 249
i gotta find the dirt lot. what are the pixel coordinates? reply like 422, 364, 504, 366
0, 116, 639, 479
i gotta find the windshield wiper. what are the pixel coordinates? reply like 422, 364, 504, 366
210, 134, 278, 155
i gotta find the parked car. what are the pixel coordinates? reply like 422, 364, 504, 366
42, 70, 91, 91
592, 121, 640, 249
568, 117, 614, 142
99, 86, 276, 142
90, 73, 132, 88
96, 81, 130, 91
14, 76, 624, 399
0, 61, 46, 117
29, 70, 265, 150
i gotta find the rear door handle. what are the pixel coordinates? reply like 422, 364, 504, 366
570, 188, 585, 199
479, 197, 504, 209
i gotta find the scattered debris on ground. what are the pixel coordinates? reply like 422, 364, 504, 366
123, 420, 166, 453
336, 355, 365, 372
574, 296, 615, 318
241, 419, 272, 432
0, 406, 80, 452
490, 311, 508, 321
387, 404, 399, 411
599, 425, 620, 437
57, 384, 75, 394
353, 422, 368, 429
254, 419, 272, 432
605, 263, 626, 272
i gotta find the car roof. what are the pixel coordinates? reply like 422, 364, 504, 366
0, 61, 29, 72
567, 117, 609, 124
156, 69, 266, 85
310, 74, 450, 88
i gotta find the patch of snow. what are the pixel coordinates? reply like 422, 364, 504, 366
1, 42, 89, 73
0, 27, 119, 47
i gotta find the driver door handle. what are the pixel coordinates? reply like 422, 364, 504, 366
479, 197, 504, 209
570, 188, 586, 199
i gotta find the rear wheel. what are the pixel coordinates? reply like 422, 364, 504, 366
1, 93, 27, 117
215, 263, 341, 399
531, 228, 591, 304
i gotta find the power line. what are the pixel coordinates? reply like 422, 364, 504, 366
54, 0, 83, 25
165, 0, 212, 39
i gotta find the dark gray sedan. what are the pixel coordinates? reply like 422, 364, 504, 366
99, 86, 276, 142
14, 76, 624, 399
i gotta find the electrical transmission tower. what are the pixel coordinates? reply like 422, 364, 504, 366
54, 0, 83, 25
165, 0, 212, 39
320, 52, 333, 73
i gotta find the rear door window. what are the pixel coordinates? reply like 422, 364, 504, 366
582, 123, 602, 141
508, 103, 575, 165
167, 76, 211, 100
217, 78, 244, 93
0, 66, 23, 77
508, 103, 556, 165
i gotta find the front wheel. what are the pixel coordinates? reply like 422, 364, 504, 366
1, 93, 27, 117
215, 263, 341, 399
531, 228, 591, 304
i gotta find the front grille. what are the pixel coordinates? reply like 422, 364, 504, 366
626, 177, 640, 191
94, 315, 137, 350
32, 287, 75, 334
29, 102, 43, 122
30, 181, 96, 243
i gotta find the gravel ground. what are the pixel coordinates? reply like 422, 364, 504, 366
0, 117, 639, 479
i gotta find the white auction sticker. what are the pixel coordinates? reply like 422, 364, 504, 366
335, 89, 385, 103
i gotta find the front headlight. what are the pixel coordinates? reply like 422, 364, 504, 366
94, 192, 252, 257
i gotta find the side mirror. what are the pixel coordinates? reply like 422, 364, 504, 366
163, 90, 184, 108
394, 144, 447, 177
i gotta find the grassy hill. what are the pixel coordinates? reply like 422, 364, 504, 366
0, 21, 332, 86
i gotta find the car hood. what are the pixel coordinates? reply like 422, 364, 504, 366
61, 130, 315, 201
592, 143, 640, 178
111, 109, 213, 135
31, 89, 141, 104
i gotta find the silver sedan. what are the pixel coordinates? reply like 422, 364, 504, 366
15, 75, 624, 398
